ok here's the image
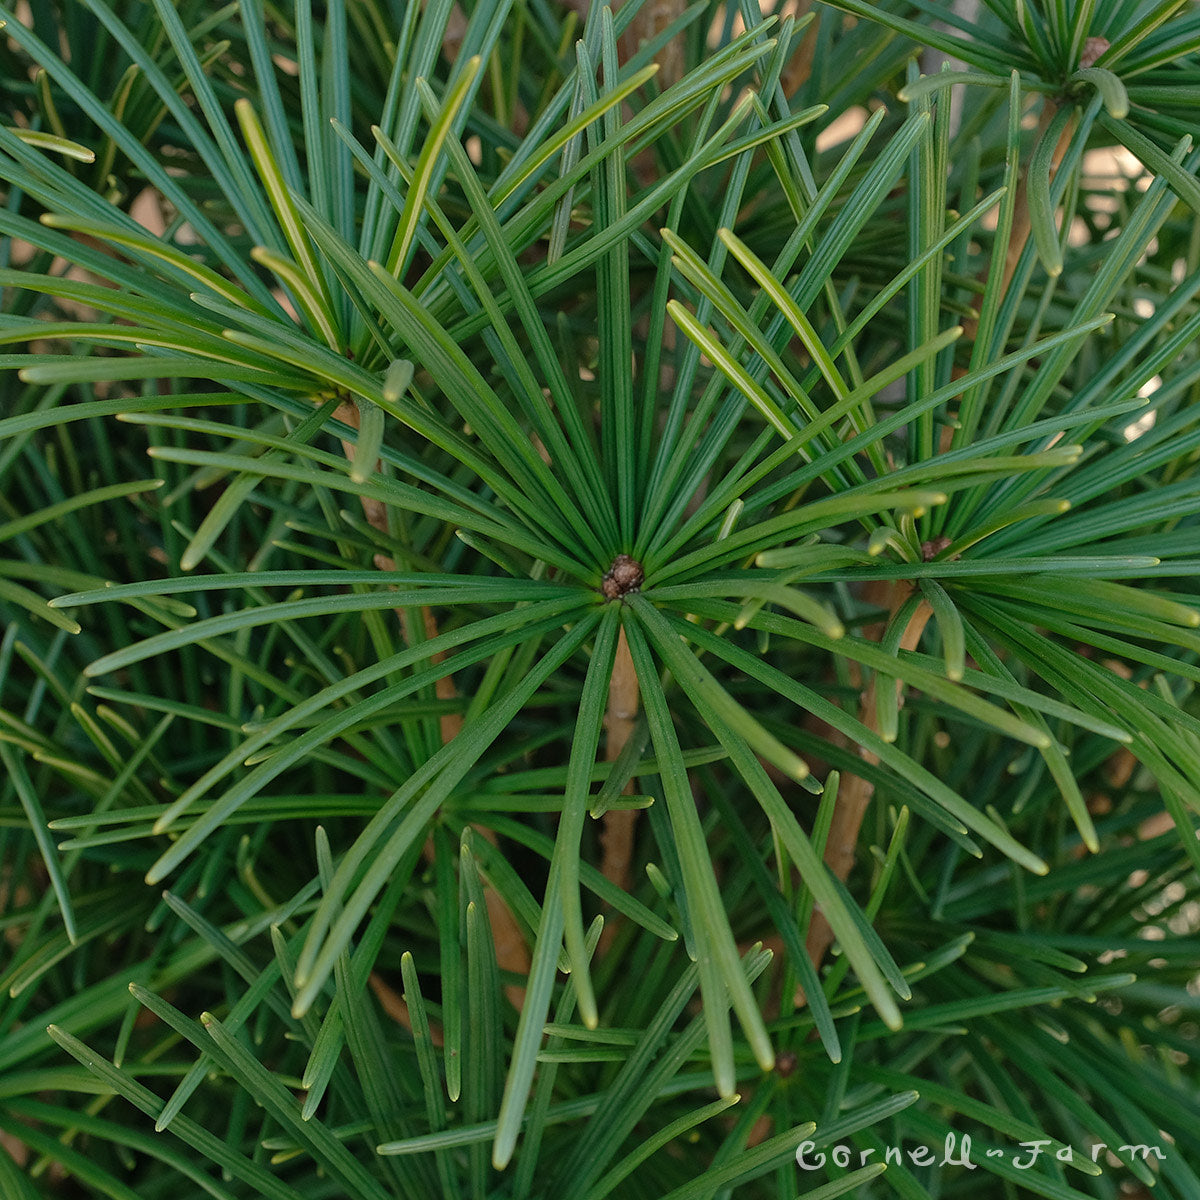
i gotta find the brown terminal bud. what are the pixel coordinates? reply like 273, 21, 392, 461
601, 554, 644, 600
1080, 36, 1110, 68
921, 536, 954, 562
775, 1051, 799, 1078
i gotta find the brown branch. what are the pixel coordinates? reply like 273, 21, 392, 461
370, 971, 444, 1046
333, 401, 530, 1020
599, 625, 640, 899
779, 1, 819, 100
805, 581, 933, 972
619, 0, 686, 86
1001, 99, 1074, 293
798, 99, 1076, 975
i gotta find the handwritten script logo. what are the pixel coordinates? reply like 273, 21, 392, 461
796, 1132, 1167, 1171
